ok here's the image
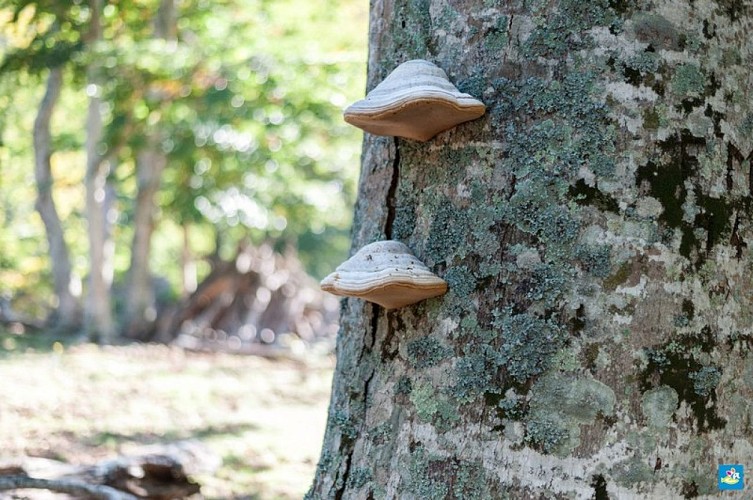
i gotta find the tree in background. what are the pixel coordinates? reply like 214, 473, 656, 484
122, 0, 176, 339
83, 0, 116, 342
310, 0, 753, 497
34, 66, 80, 330
2, 1, 86, 331
0, 0, 367, 338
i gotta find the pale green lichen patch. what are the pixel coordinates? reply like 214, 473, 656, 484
610, 455, 654, 487
407, 335, 453, 369
575, 244, 612, 278
383, 0, 433, 61
410, 382, 439, 421
409, 380, 459, 428
526, 372, 616, 455
640, 332, 726, 432
689, 365, 722, 397
483, 15, 509, 54
346, 467, 373, 490
452, 346, 499, 402
632, 13, 682, 50
641, 386, 679, 429
670, 63, 706, 97
494, 311, 568, 383
405, 446, 486, 499
523, 0, 617, 58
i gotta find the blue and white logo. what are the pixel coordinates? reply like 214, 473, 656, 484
718, 464, 744, 491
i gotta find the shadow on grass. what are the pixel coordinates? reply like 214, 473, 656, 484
86, 422, 261, 448
0, 327, 83, 358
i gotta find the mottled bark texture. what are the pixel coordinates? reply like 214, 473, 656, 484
309, 0, 753, 498
33, 66, 81, 330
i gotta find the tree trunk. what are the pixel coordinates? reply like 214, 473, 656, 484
123, 147, 166, 339
33, 65, 81, 331
122, 0, 176, 338
181, 224, 197, 297
84, 0, 115, 343
309, 1, 753, 498
154, 0, 177, 40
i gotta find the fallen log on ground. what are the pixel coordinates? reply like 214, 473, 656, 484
0, 442, 211, 499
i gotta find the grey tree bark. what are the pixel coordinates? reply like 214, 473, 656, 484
123, 145, 167, 339
84, 0, 116, 342
33, 66, 81, 331
310, 0, 753, 498
122, 0, 175, 339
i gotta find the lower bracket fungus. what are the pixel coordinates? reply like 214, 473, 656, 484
343, 59, 486, 142
320, 240, 448, 309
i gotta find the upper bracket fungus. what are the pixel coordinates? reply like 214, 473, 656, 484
320, 240, 448, 309
343, 59, 486, 142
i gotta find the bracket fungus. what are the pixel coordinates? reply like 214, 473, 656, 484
343, 59, 486, 142
320, 240, 448, 309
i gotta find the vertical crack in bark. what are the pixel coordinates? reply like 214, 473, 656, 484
730, 212, 744, 258
384, 137, 401, 239
341, 136, 399, 499
507, 14, 514, 44
380, 311, 399, 360
725, 147, 734, 192
335, 451, 353, 500
337, 310, 378, 499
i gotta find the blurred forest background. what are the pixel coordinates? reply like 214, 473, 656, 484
0, 1, 366, 498
0, 0, 366, 347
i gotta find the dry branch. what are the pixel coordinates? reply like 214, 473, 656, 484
0, 475, 137, 500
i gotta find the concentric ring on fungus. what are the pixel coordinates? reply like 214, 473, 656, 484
343, 59, 486, 142
320, 240, 448, 309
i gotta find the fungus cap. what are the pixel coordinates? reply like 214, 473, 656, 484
343, 59, 486, 142
320, 240, 448, 309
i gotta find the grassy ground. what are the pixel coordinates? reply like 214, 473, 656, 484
0, 333, 334, 499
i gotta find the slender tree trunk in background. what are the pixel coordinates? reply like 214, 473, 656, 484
310, 1, 753, 497
181, 224, 197, 297
154, 0, 177, 40
123, 147, 166, 339
33, 66, 81, 331
84, 0, 115, 343
123, 0, 176, 338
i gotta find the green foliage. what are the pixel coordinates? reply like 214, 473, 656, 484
0, 0, 366, 310
0, 0, 88, 74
